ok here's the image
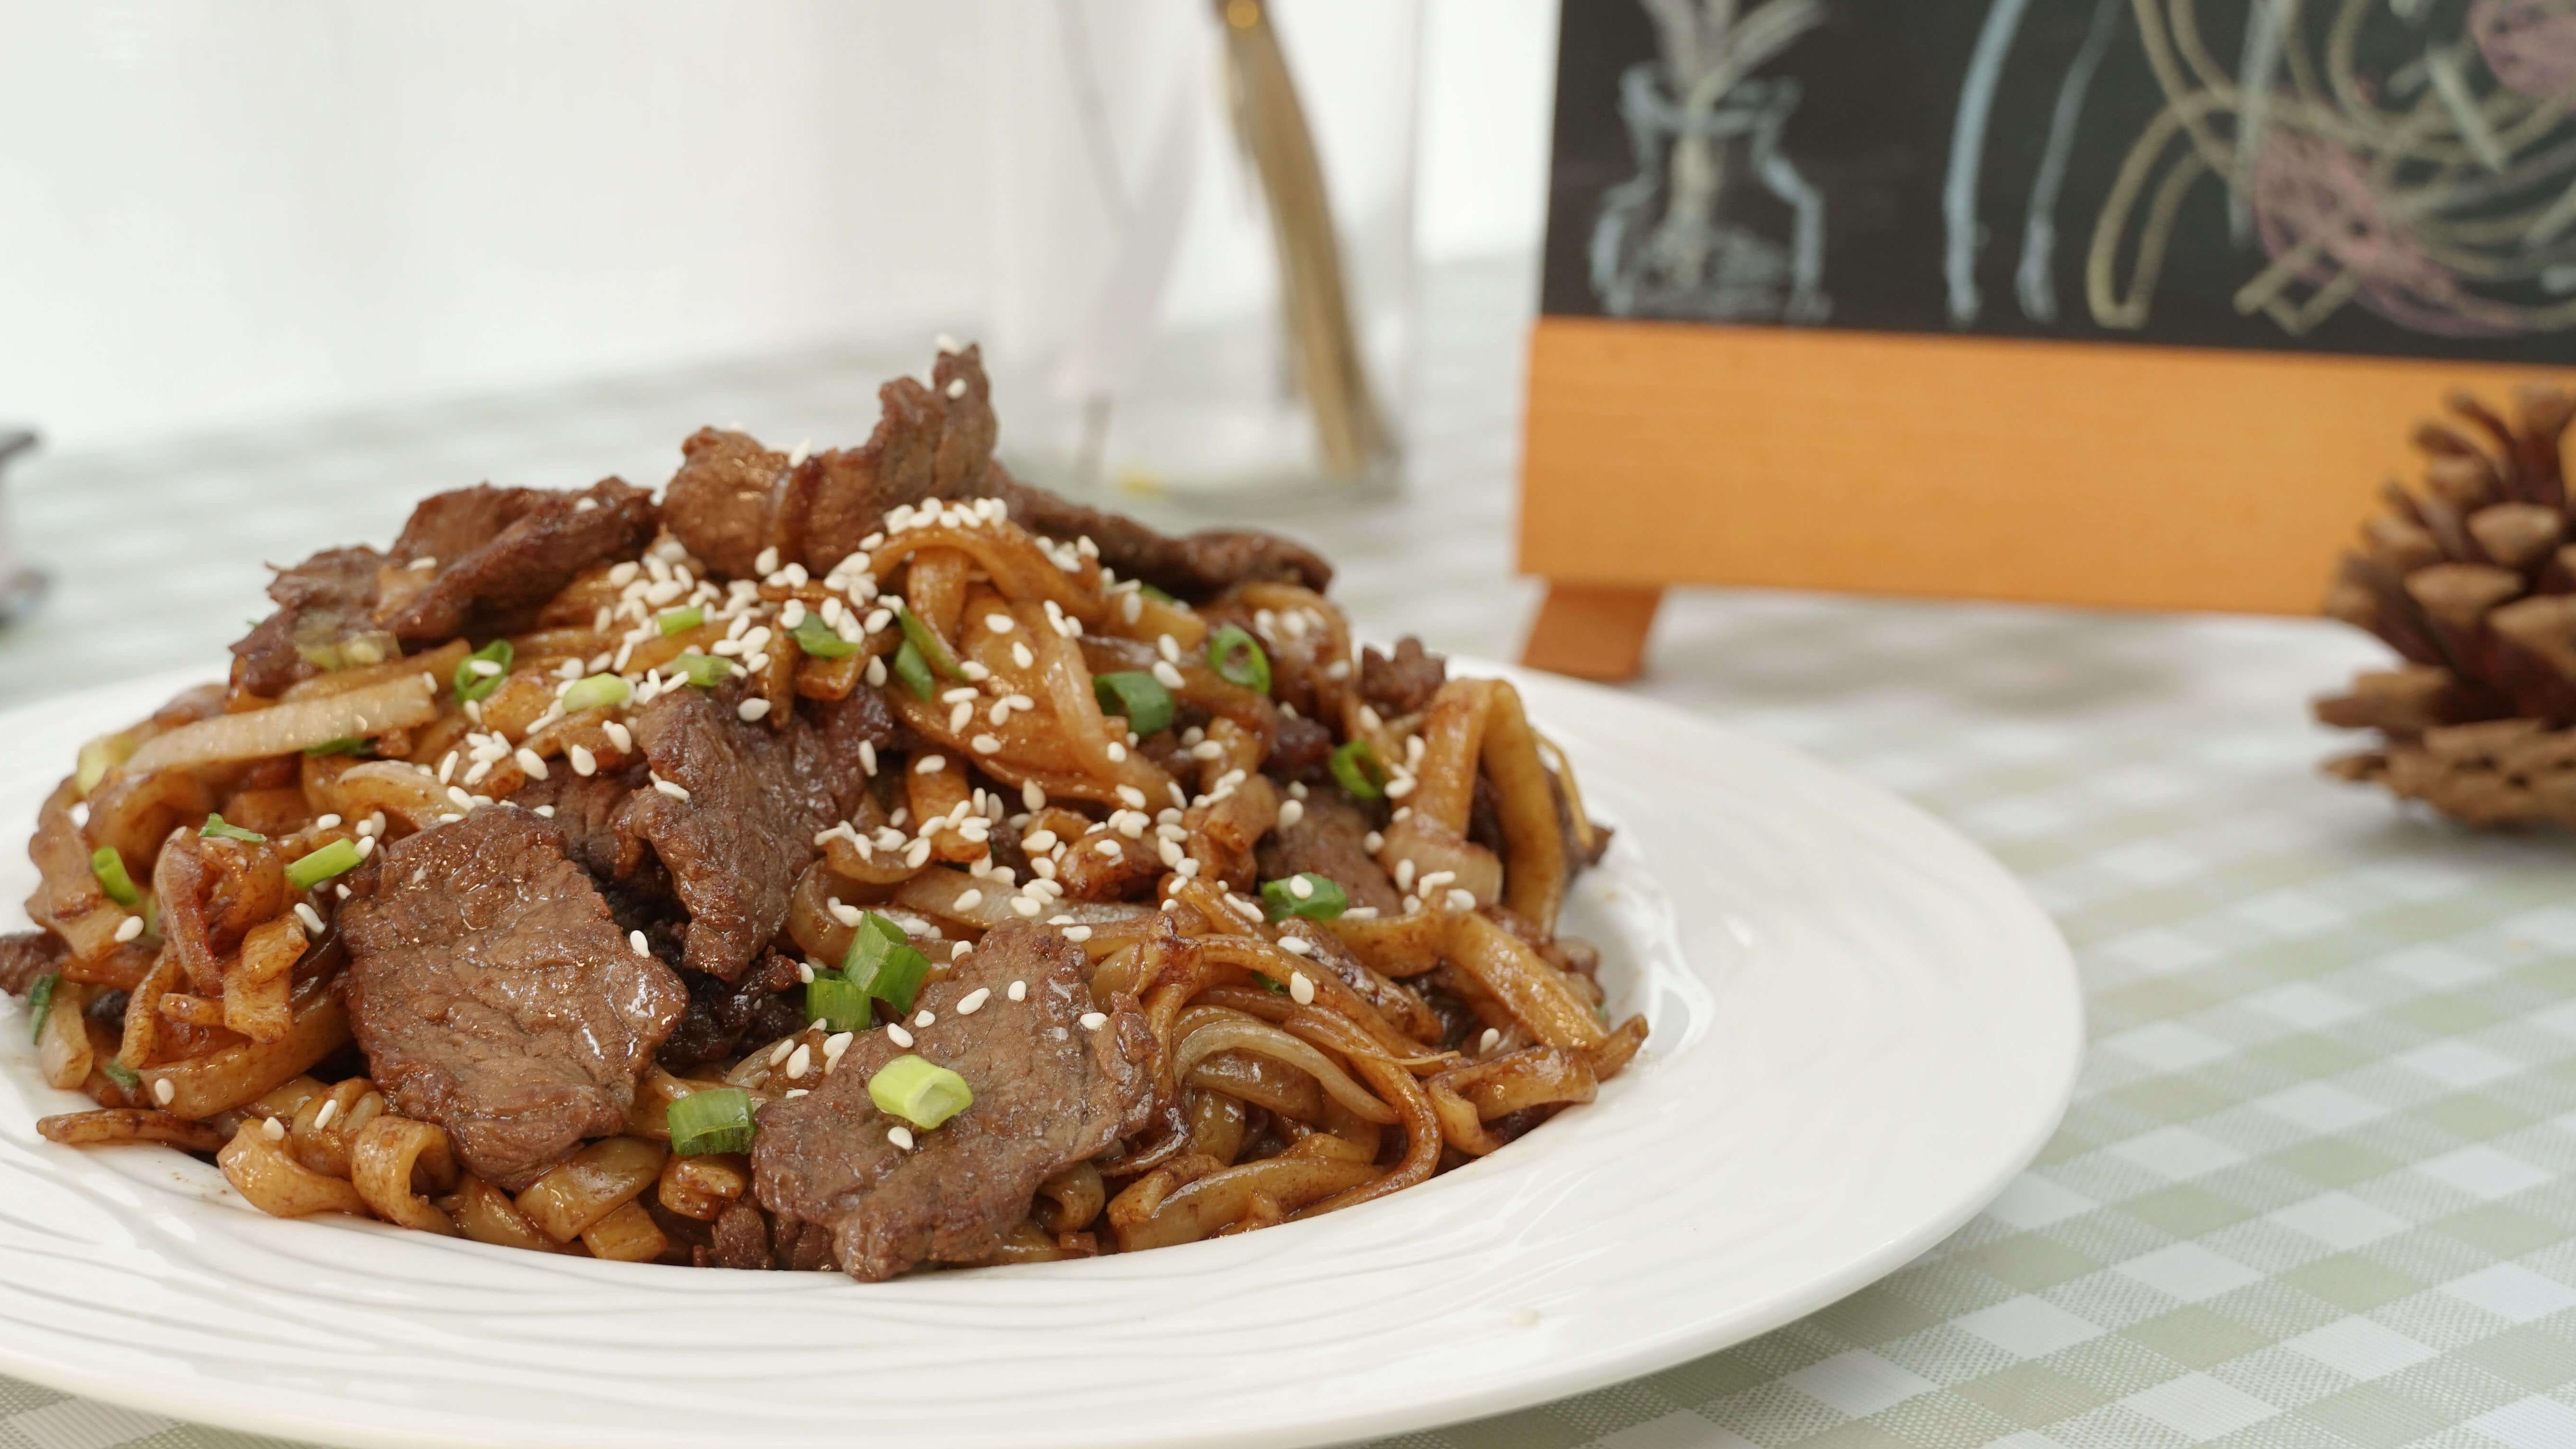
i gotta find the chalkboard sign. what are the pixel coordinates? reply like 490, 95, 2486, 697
1518, 0, 2576, 682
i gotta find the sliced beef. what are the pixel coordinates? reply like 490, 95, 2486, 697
0, 929, 65, 995
662, 346, 1329, 598
340, 808, 687, 1190
1360, 636, 1446, 716
510, 766, 644, 880
1265, 712, 1333, 779
1257, 793, 1402, 914
229, 547, 389, 697
751, 922, 1155, 1281
657, 953, 805, 1073
229, 479, 656, 697
703, 1201, 771, 1270
613, 686, 893, 981
377, 478, 657, 643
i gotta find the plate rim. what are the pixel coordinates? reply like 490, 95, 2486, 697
0, 662, 2083, 1449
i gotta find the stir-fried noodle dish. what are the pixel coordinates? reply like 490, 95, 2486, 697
2, 350, 1641, 1278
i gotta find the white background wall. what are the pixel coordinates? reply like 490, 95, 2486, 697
0, 0, 1558, 448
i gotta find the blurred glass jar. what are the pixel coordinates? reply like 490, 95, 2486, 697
985, 0, 1421, 502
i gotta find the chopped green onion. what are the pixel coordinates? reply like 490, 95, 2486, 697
198, 814, 267, 844
806, 971, 873, 1033
1261, 873, 1349, 922
1206, 625, 1271, 693
867, 1055, 973, 1130
560, 673, 633, 714
74, 732, 136, 797
671, 652, 735, 689
453, 640, 514, 704
656, 605, 705, 636
90, 848, 140, 907
1138, 583, 1178, 605
891, 640, 935, 701
27, 971, 58, 1044
1329, 739, 1385, 800
285, 839, 362, 891
1257, 973, 1289, 995
1092, 672, 1176, 736
100, 1060, 139, 1092
666, 1087, 757, 1155
842, 912, 931, 1016
790, 613, 860, 659
302, 737, 369, 756
896, 608, 966, 682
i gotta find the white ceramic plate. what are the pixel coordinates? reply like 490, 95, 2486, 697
0, 663, 2079, 1449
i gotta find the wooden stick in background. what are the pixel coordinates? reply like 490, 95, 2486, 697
1212, 0, 1392, 481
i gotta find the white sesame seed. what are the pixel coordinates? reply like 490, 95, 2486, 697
1280, 936, 1314, 956
1364, 830, 1384, 853
914, 1009, 935, 1028
796, 961, 816, 985
824, 1031, 853, 1059
1278, 798, 1304, 828
1288, 971, 1319, 1005
147, 1075, 173, 1107
755, 546, 780, 575
769, 1037, 797, 1065
604, 720, 633, 751
951, 940, 974, 960
1478, 1027, 1501, 1053
652, 775, 690, 801
354, 835, 376, 860
1288, 875, 1315, 899
888, 1125, 916, 1150
1011, 895, 1041, 918
957, 987, 991, 1015
294, 902, 326, 934
513, 747, 548, 781
916, 755, 946, 775
1115, 785, 1147, 809
1448, 888, 1477, 912
1023, 782, 1046, 811
1078, 1012, 1108, 1030
467, 658, 504, 678
786, 1044, 812, 1079
1152, 661, 1186, 690
1064, 925, 1093, 942
312, 1098, 340, 1131
630, 930, 651, 956
1096, 840, 1123, 859
945, 377, 967, 399
888, 1024, 915, 1048
262, 1117, 285, 1141
113, 914, 143, 943
736, 697, 770, 722
569, 744, 597, 776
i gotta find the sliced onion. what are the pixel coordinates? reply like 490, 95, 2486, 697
125, 676, 437, 775
1171, 1008, 1396, 1125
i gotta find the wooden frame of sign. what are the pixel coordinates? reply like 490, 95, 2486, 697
1521, 1, 2576, 683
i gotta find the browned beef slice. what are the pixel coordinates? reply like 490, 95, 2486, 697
379, 478, 657, 644
613, 687, 893, 981
340, 808, 687, 1190
509, 766, 643, 880
0, 929, 65, 995
751, 923, 1155, 1281
229, 546, 389, 696
1360, 636, 1445, 715
658, 952, 805, 1073
1257, 793, 1402, 914
660, 428, 801, 581
664, 347, 1329, 597
1265, 711, 1333, 778
704, 1201, 771, 1270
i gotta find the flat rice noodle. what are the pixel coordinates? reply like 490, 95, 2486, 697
1111, 1155, 1377, 1251
125, 676, 437, 775
1288, 1010, 1443, 1216
1427, 1046, 1598, 1157
1171, 1008, 1395, 1124
864, 523, 1103, 624
322, 760, 453, 834
84, 767, 215, 881
1321, 909, 1447, 977
1185, 1048, 1326, 1121
38, 1107, 226, 1153
279, 639, 468, 703
27, 782, 133, 962
60, 940, 155, 992
140, 973, 349, 1119
1444, 912, 1606, 1051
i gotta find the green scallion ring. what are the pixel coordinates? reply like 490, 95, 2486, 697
806, 971, 873, 1033
1206, 624, 1271, 693
1260, 872, 1350, 922
453, 640, 514, 704
656, 605, 705, 636
1328, 739, 1385, 800
671, 652, 735, 689
1092, 671, 1177, 736
26, 971, 58, 1045
790, 613, 860, 660
560, 673, 633, 714
891, 640, 935, 701
285, 838, 363, 891
868, 1055, 974, 1130
843, 912, 931, 1016
666, 1086, 757, 1155
89, 847, 141, 907
198, 814, 267, 844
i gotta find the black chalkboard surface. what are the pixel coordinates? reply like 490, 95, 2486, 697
1541, 0, 2576, 366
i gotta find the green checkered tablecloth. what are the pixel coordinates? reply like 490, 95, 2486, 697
4, 261, 2573, 1449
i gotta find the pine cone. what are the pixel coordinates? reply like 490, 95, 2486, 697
2316, 383, 2576, 826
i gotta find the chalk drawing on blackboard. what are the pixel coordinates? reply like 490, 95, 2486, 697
2071, 0, 2576, 341
1588, 0, 1831, 324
